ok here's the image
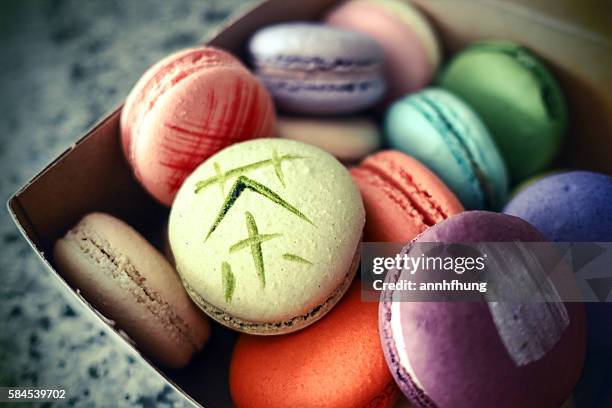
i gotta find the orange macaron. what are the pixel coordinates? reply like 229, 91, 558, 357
229, 281, 399, 408
351, 150, 464, 242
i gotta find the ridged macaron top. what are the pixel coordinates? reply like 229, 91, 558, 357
249, 22, 386, 114
169, 138, 365, 334
380, 211, 586, 408
120, 46, 275, 206
385, 88, 508, 210
439, 40, 567, 181
54, 213, 210, 368
351, 150, 464, 243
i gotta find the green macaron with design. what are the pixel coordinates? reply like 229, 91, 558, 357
439, 40, 568, 182
168, 138, 365, 335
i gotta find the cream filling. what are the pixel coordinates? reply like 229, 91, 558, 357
391, 298, 425, 391
256, 64, 383, 79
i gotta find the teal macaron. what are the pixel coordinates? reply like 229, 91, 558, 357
385, 88, 508, 210
439, 40, 568, 182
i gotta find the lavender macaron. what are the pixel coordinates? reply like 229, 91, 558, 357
504, 171, 612, 349
249, 22, 386, 115
380, 211, 586, 408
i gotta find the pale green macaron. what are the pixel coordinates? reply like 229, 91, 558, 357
169, 138, 365, 335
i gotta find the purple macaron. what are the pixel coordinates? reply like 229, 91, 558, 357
505, 171, 612, 407
248, 22, 386, 115
379, 211, 586, 408
504, 171, 612, 242
504, 171, 612, 348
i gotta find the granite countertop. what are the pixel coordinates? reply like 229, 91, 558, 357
0, 0, 255, 406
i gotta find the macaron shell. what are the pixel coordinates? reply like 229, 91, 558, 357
439, 41, 567, 181
249, 23, 386, 115
503, 171, 612, 242
121, 47, 240, 165
508, 169, 564, 199
391, 301, 584, 408
260, 74, 385, 115
504, 171, 612, 349
230, 281, 399, 408
351, 150, 464, 242
249, 22, 384, 63
325, 0, 440, 97
385, 88, 508, 210
133, 65, 275, 205
121, 47, 275, 206
276, 116, 381, 163
54, 213, 210, 369
169, 139, 365, 332
381, 212, 586, 408
121, 48, 237, 150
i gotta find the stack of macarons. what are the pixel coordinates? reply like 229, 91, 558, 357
50, 0, 611, 406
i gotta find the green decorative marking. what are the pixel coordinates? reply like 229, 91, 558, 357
245, 212, 266, 287
222, 262, 235, 303
205, 175, 314, 240
229, 233, 282, 253
194, 153, 306, 193
271, 150, 285, 187
282, 253, 313, 266
213, 162, 226, 195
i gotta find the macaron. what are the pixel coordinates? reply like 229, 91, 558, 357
350, 150, 464, 243
504, 171, 612, 242
439, 40, 568, 182
385, 88, 508, 210
229, 281, 400, 408
169, 138, 365, 334
504, 171, 612, 348
121, 46, 276, 206
380, 211, 586, 408
325, 0, 441, 99
248, 22, 386, 115
508, 169, 564, 200
53, 213, 210, 369
276, 116, 381, 163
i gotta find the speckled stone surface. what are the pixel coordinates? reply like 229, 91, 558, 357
0, 0, 255, 406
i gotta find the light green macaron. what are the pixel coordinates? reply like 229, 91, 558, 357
439, 40, 568, 182
169, 138, 365, 335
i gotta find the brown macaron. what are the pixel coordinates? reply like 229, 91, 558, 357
54, 212, 210, 368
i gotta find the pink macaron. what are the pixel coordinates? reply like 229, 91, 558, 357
325, 0, 441, 100
350, 151, 464, 243
121, 46, 276, 206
